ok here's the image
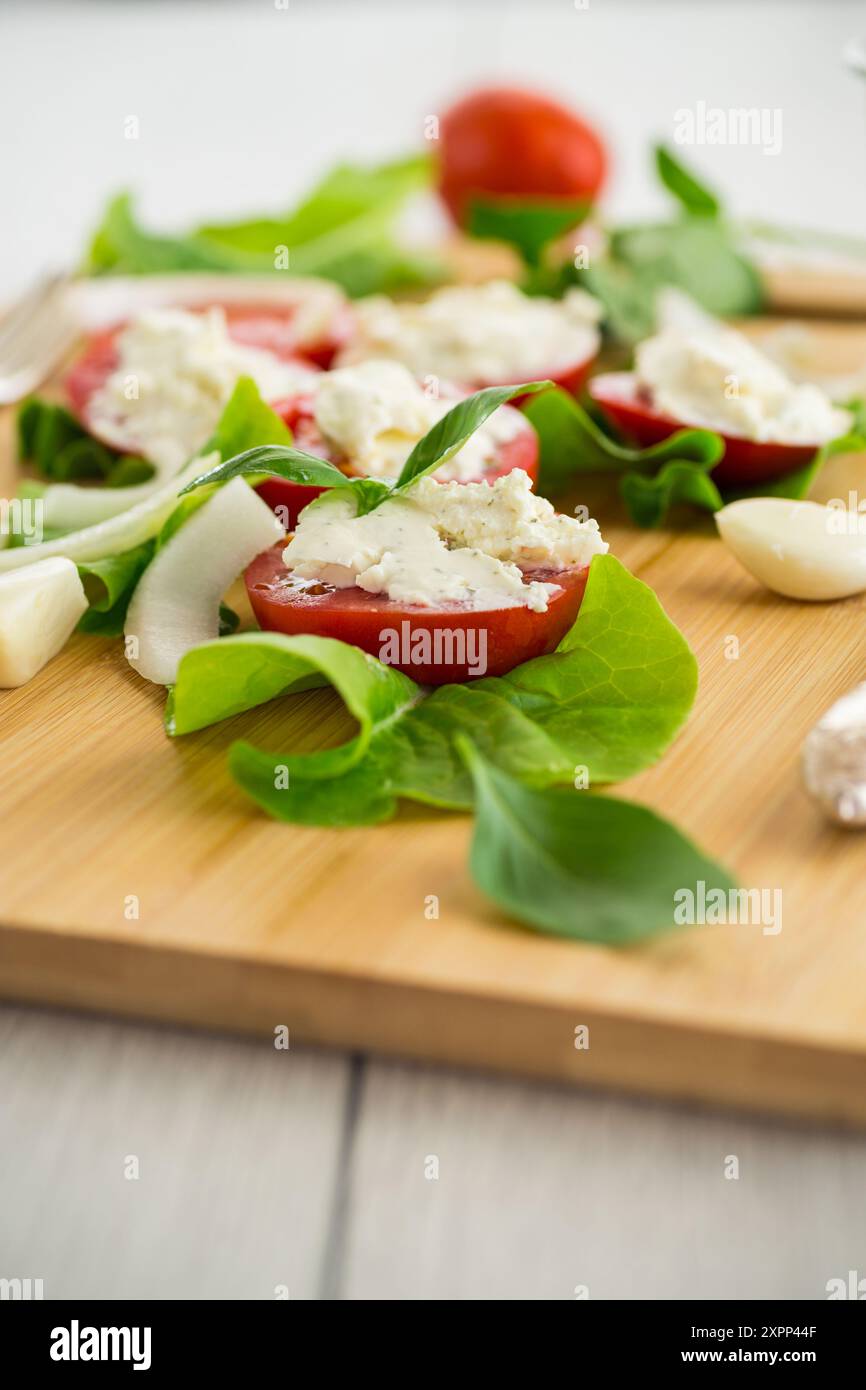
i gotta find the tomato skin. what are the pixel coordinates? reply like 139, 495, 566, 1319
64, 302, 336, 448
589, 372, 820, 488
246, 544, 588, 684
255, 402, 541, 529
438, 87, 607, 224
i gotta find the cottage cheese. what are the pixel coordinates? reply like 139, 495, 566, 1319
337, 280, 601, 385
312, 360, 528, 481
635, 320, 851, 445
283, 469, 607, 612
88, 307, 319, 471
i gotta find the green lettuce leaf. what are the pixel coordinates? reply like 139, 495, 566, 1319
522, 385, 724, 522
169, 554, 697, 823
167, 631, 419, 779
16, 398, 152, 487
84, 158, 443, 297
619, 460, 723, 528
458, 739, 735, 945
77, 542, 155, 636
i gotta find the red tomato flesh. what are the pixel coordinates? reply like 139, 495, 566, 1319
255, 401, 540, 529
589, 371, 821, 488
438, 86, 607, 224
246, 543, 588, 684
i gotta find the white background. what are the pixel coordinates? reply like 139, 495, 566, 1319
1, 0, 865, 298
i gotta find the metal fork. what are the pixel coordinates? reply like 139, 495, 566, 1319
0, 272, 80, 405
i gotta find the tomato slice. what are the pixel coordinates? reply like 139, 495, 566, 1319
255, 399, 541, 528
589, 371, 821, 488
246, 543, 588, 684
64, 312, 323, 456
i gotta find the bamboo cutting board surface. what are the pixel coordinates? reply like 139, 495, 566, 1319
3, 320, 866, 1127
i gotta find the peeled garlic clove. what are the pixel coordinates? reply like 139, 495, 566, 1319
715, 497, 866, 600
803, 681, 866, 826
0, 557, 87, 687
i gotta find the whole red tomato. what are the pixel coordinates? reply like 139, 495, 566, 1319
438, 86, 607, 223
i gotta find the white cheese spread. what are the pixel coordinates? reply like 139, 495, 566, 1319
283, 469, 607, 612
635, 320, 850, 445
337, 280, 601, 385
312, 360, 528, 481
88, 307, 319, 471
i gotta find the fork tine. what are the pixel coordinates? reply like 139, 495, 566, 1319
0, 294, 76, 378
0, 272, 71, 355
0, 297, 79, 406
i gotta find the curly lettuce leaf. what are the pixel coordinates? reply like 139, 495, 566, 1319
523, 385, 723, 524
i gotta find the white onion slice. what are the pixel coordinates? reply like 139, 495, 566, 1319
0, 557, 87, 687
39, 476, 165, 532
0, 455, 214, 573
124, 478, 284, 685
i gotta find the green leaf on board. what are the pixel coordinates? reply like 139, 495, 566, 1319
457, 738, 736, 945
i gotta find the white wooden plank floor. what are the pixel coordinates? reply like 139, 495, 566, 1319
2, 1005, 865, 1301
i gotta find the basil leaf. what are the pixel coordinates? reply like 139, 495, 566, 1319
467, 197, 589, 267
393, 381, 553, 492
610, 219, 763, 320
172, 554, 696, 824
457, 738, 735, 945
522, 386, 723, 502
168, 631, 419, 783
77, 541, 155, 636
572, 261, 657, 346
179, 445, 347, 497
620, 459, 723, 527
655, 145, 721, 218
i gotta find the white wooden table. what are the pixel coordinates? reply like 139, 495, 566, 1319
2, 1003, 864, 1300
2, 0, 865, 1301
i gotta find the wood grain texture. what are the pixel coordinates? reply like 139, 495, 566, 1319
2, 324, 866, 1126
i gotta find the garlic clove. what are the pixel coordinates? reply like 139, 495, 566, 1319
715, 497, 866, 600
0, 557, 88, 688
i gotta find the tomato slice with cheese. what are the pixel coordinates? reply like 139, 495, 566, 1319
64, 311, 323, 460
255, 396, 541, 528
589, 371, 822, 488
245, 542, 588, 684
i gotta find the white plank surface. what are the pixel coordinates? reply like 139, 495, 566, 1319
340, 1060, 866, 1301
4, 1004, 865, 1300
0, 1006, 350, 1300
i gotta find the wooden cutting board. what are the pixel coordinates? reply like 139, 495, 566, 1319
3, 322, 866, 1127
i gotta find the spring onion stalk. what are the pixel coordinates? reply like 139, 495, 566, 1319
124, 477, 284, 685
0, 455, 215, 573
